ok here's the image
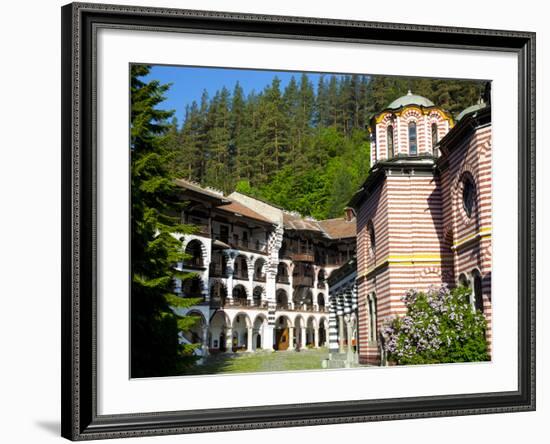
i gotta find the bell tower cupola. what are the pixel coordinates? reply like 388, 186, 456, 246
369, 90, 454, 165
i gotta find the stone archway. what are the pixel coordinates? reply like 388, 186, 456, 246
253, 286, 265, 307
294, 315, 305, 350
183, 239, 207, 268
306, 316, 318, 347
253, 257, 267, 282
274, 315, 292, 351
253, 314, 268, 351
231, 313, 252, 352
209, 311, 230, 352
276, 288, 289, 309
232, 284, 248, 307
181, 275, 204, 300
319, 317, 328, 347
210, 280, 227, 307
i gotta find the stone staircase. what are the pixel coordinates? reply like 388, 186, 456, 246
322, 352, 359, 369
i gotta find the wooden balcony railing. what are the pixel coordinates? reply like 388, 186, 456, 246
289, 252, 315, 262
292, 276, 313, 287
276, 275, 290, 284
211, 233, 267, 253
253, 273, 266, 282
274, 303, 320, 313
209, 263, 228, 278
221, 299, 269, 309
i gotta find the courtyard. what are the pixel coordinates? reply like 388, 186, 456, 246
187, 347, 331, 375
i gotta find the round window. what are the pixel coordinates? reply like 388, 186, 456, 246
462, 176, 476, 218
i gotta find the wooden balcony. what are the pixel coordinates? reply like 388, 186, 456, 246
276, 275, 290, 284
289, 252, 315, 262
221, 299, 269, 309
209, 263, 228, 278
292, 276, 313, 287
212, 233, 267, 253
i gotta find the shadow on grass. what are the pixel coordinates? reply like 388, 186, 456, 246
179, 348, 330, 376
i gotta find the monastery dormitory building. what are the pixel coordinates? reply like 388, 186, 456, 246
344, 88, 493, 365
172, 179, 356, 356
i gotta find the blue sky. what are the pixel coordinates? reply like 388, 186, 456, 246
142, 65, 341, 126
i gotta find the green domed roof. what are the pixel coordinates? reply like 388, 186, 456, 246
456, 101, 487, 121
387, 90, 435, 110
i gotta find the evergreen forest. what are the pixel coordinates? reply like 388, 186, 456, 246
164, 71, 486, 220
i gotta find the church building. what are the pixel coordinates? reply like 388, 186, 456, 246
346, 89, 492, 365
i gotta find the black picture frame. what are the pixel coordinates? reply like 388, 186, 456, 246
61, 2, 536, 440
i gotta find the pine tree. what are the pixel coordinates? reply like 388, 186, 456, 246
315, 75, 329, 127
256, 77, 288, 184
283, 76, 300, 169
176, 101, 204, 181
297, 73, 315, 152
165, 70, 486, 219
327, 75, 339, 128
230, 82, 246, 183
204, 87, 231, 191
130, 64, 201, 378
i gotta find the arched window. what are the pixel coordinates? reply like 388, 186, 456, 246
184, 239, 205, 267
408, 121, 417, 155
234, 256, 249, 280
182, 276, 203, 299
458, 273, 470, 288
368, 294, 377, 343
252, 286, 264, 307
276, 262, 289, 284
232, 285, 248, 305
276, 289, 289, 309
472, 270, 484, 313
462, 175, 476, 218
318, 293, 326, 311
387, 125, 394, 158
253, 258, 266, 282
431, 122, 439, 155
367, 221, 375, 255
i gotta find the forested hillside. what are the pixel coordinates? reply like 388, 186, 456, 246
164, 72, 485, 219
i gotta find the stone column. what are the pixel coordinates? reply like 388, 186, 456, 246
226, 254, 235, 304
301, 326, 307, 349
313, 268, 319, 310
247, 327, 254, 352
262, 324, 275, 351
345, 315, 354, 366
201, 326, 209, 357
288, 326, 295, 350
247, 257, 254, 305
314, 327, 320, 348
225, 327, 233, 353
328, 302, 340, 354
338, 314, 345, 353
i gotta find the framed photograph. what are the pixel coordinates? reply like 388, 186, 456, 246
61, 2, 536, 440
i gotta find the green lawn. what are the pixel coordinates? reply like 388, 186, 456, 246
185, 348, 330, 375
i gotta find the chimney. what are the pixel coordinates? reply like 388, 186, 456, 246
344, 207, 356, 222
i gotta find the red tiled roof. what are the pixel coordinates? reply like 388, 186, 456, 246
218, 200, 273, 224
317, 218, 356, 239
283, 212, 323, 232
175, 178, 225, 200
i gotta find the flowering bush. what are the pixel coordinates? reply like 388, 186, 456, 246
381, 285, 489, 365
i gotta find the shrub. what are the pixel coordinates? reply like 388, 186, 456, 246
381, 285, 489, 365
